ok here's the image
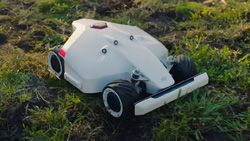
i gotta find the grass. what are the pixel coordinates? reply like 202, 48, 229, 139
154, 91, 232, 140
172, 2, 206, 20
0, 69, 28, 119
0, 1, 8, 10
23, 93, 104, 140
37, 0, 89, 22
154, 39, 250, 140
0, 0, 250, 140
183, 39, 250, 88
0, 45, 47, 120
0, 26, 3, 34
177, 0, 250, 50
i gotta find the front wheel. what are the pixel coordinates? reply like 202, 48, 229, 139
170, 55, 198, 84
102, 80, 139, 119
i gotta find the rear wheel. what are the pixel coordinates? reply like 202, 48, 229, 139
102, 80, 139, 119
170, 55, 198, 84
48, 50, 64, 78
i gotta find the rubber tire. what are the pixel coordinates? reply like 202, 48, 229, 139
103, 80, 139, 119
170, 55, 198, 84
48, 49, 64, 79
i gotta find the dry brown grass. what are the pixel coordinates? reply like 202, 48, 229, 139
0, 44, 49, 78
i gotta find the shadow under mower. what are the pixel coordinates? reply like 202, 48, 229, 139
48, 19, 209, 119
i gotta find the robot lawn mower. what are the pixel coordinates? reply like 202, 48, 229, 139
48, 19, 209, 119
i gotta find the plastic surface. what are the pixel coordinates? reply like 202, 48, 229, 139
48, 19, 209, 117
61, 19, 174, 93
134, 73, 209, 115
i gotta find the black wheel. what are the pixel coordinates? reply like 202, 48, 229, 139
170, 55, 198, 84
48, 49, 64, 78
102, 80, 139, 119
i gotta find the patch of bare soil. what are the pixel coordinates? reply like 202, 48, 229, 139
145, 11, 177, 36
0, 1, 41, 52
0, 9, 9, 15
0, 100, 48, 140
0, 75, 50, 140
103, 116, 157, 141
189, 0, 206, 3
0, 34, 7, 45
201, 130, 233, 141
242, 131, 250, 140
144, 10, 190, 51
158, 31, 187, 50
229, 91, 250, 115
33, 31, 46, 41
96, 0, 134, 15
16, 40, 33, 52
46, 21, 58, 31
0, 17, 34, 51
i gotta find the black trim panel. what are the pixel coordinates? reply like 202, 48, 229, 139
134, 72, 206, 104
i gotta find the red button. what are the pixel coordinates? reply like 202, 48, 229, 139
91, 22, 108, 29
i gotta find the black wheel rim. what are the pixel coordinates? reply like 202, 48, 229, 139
51, 55, 61, 73
107, 92, 121, 112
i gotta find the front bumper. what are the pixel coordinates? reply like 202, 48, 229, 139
134, 72, 209, 116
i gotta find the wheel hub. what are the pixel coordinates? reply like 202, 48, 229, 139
51, 55, 61, 73
107, 92, 121, 112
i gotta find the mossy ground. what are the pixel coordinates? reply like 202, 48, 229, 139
0, 0, 250, 140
